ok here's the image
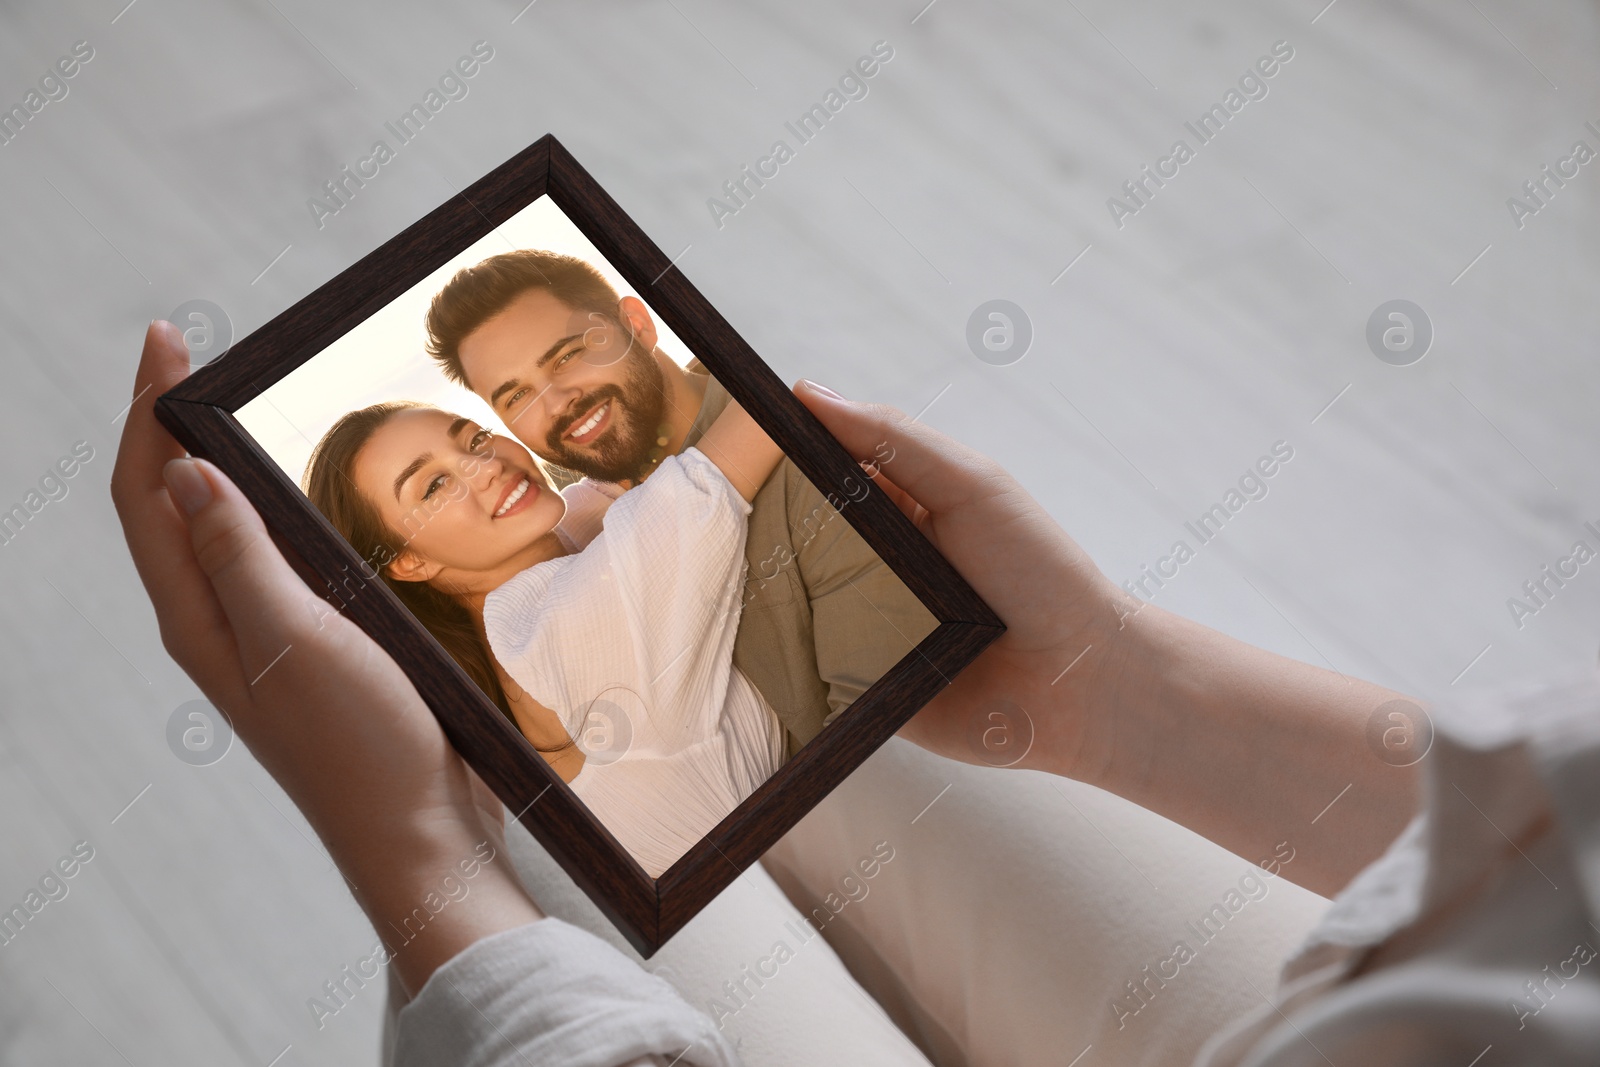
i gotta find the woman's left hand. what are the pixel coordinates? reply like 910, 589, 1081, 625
113, 322, 538, 995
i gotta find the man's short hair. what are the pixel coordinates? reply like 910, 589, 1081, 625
424, 249, 621, 388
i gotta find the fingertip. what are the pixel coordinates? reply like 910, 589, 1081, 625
794, 378, 845, 401
794, 380, 857, 432
794, 380, 848, 420
149, 318, 183, 349
188, 457, 247, 501
137, 319, 192, 389
162, 457, 214, 516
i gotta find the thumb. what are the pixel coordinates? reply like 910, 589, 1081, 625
793, 379, 1011, 517
163, 456, 321, 672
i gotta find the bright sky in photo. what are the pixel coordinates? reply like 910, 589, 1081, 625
236, 194, 690, 483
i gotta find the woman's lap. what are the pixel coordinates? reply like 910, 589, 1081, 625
383, 736, 1328, 1067
759, 738, 1330, 1067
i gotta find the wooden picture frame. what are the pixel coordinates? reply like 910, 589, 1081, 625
155, 134, 1004, 956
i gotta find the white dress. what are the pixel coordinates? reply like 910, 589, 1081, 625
483, 448, 786, 879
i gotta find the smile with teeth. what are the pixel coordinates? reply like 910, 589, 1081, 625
566, 400, 610, 443
493, 475, 533, 518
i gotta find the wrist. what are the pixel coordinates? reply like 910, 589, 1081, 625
1024, 583, 1162, 788
331, 817, 545, 997
1085, 594, 1268, 799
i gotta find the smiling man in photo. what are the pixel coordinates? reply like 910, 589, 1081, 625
424, 249, 936, 759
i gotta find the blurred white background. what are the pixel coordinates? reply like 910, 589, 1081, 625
0, 1, 1596, 1063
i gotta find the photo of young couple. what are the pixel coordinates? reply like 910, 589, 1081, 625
238, 197, 937, 879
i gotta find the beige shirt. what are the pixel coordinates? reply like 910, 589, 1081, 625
684, 368, 939, 760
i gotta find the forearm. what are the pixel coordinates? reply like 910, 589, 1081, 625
333, 821, 545, 998
1072, 601, 1422, 897
786, 382, 1424, 898
695, 402, 781, 501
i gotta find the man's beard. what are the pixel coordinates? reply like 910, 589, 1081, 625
541, 340, 669, 483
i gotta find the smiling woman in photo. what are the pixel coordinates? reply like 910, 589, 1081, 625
302, 391, 789, 878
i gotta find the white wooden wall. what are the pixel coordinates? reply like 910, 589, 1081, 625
1, 0, 1595, 1063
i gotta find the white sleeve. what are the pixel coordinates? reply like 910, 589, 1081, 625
554, 477, 623, 553
483, 449, 752, 740
1196, 665, 1600, 1067
393, 918, 743, 1067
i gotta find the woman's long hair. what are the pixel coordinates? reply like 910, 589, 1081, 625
302, 401, 568, 754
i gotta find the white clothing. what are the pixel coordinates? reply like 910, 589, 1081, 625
760, 736, 1328, 1067
553, 475, 622, 553
391, 917, 740, 1067
1198, 664, 1600, 1067
389, 666, 1600, 1067
484, 448, 786, 878
386, 734, 1329, 1067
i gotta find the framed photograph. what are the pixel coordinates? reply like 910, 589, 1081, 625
155, 134, 1003, 956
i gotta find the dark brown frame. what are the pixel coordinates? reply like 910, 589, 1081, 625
156, 134, 1003, 956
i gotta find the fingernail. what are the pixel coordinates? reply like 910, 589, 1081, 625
163, 457, 213, 515
799, 379, 845, 400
